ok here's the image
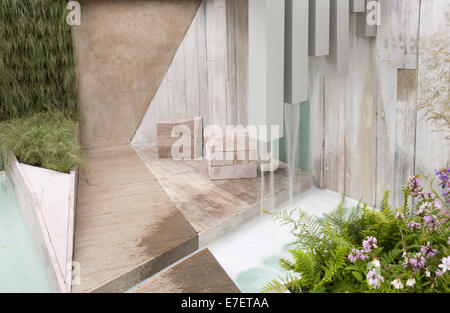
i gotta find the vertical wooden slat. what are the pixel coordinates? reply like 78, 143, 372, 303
375, 0, 421, 206
323, 78, 347, 192
415, 0, 450, 179
184, 17, 201, 117
235, 0, 249, 126
226, 0, 238, 125
205, 0, 228, 128
196, 1, 210, 127
394, 69, 418, 206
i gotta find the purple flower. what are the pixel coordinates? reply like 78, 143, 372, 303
408, 253, 427, 271
348, 250, 358, 263
348, 249, 368, 263
408, 221, 421, 231
407, 176, 422, 197
435, 168, 449, 183
421, 242, 438, 259
367, 269, 384, 290
418, 201, 441, 215
362, 236, 378, 253
436, 269, 444, 276
417, 191, 435, 202
395, 211, 405, 219
423, 215, 439, 232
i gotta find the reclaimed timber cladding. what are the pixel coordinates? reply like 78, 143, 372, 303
133, 0, 248, 145
311, 0, 449, 207
133, 0, 448, 209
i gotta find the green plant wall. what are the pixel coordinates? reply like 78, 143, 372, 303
0, 0, 77, 121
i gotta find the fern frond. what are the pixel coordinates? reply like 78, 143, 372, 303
290, 248, 316, 286
313, 245, 349, 291
279, 258, 296, 271
260, 274, 301, 293
380, 248, 402, 265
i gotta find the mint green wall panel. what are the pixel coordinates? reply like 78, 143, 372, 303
279, 101, 311, 171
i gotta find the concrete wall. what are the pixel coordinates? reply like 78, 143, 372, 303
72, 0, 201, 148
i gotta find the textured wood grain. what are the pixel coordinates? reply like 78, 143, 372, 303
415, 0, 450, 178
73, 145, 198, 293
134, 144, 314, 236
133, 0, 249, 145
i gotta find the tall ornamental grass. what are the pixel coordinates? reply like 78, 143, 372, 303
0, 0, 80, 173
0, 0, 77, 120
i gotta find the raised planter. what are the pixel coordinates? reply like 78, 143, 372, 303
3, 152, 77, 293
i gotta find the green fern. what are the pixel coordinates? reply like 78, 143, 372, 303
313, 245, 349, 291
261, 274, 301, 293
289, 248, 316, 286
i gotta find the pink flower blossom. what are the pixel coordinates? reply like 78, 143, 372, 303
362, 236, 378, 253
421, 242, 438, 259
408, 221, 421, 231
367, 269, 384, 289
423, 215, 439, 232
348, 249, 368, 263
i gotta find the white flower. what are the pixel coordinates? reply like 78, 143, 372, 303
371, 259, 381, 268
426, 269, 431, 277
391, 278, 404, 290
438, 256, 450, 273
406, 278, 416, 287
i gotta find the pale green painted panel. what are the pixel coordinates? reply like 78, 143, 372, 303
279, 101, 311, 171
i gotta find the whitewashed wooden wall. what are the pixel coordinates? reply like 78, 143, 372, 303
311, 0, 449, 207
133, 0, 248, 144
134, 0, 448, 208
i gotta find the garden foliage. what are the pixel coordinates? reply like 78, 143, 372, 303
0, 0, 77, 120
263, 169, 450, 293
0, 0, 80, 173
0, 112, 81, 173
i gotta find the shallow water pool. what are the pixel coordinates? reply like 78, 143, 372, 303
0, 172, 53, 293
208, 187, 358, 293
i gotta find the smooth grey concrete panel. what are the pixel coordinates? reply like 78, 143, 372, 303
248, 0, 285, 140
326, 0, 350, 77
285, 0, 309, 104
350, 0, 365, 12
356, 0, 378, 37
72, 0, 201, 148
308, 0, 330, 56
